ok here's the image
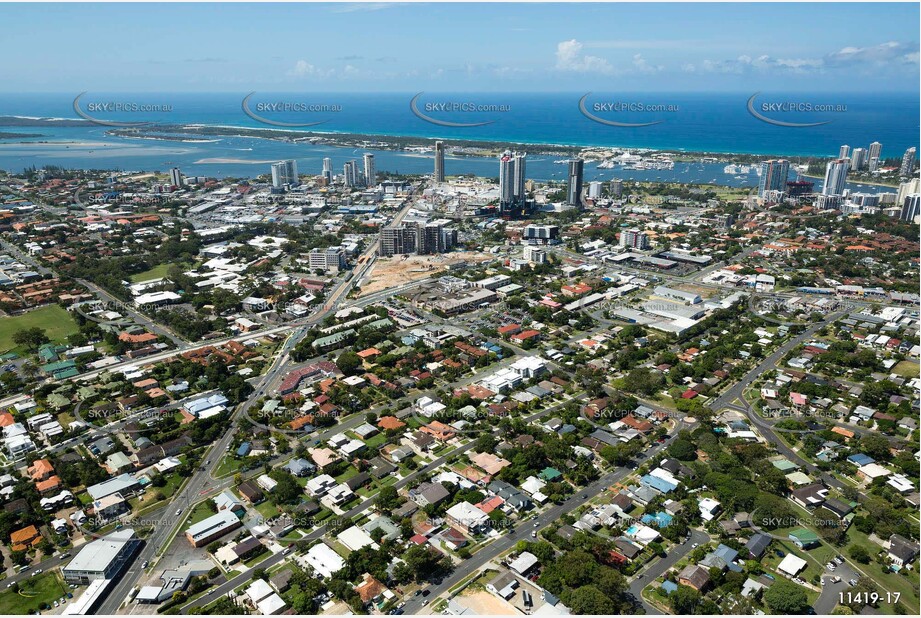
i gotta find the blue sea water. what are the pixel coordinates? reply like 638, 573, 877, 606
0, 92, 916, 192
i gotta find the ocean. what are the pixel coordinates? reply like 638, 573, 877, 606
0, 92, 916, 192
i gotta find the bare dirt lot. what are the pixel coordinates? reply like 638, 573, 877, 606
455, 589, 520, 615
358, 251, 493, 297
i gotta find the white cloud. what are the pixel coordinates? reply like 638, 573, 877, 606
825, 41, 919, 66
632, 53, 663, 74
289, 60, 318, 77
555, 39, 614, 74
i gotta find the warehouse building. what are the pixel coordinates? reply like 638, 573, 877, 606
185, 511, 242, 547
62, 528, 140, 585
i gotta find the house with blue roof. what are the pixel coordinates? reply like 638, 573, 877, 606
660, 581, 678, 595
700, 543, 742, 573
847, 453, 875, 467
236, 442, 252, 457
640, 474, 677, 494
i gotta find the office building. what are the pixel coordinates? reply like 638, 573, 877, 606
839, 145, 850, 159
270, 160, 298, 189
434, 141, 445, 182
498, 150, 527, 211
379, 222, 455, 257
900, 147, 916, 177
901, 194, 920, 222
363, 153, 376, 187
588, 181, 602, 199
379, 225, 416, 256
499, 151, 514, 207
620, 229, 650, 249
896, 178, 920, 205
63, 529, 139, 584
417, 220, 456, 255
566, 158, 584, 208
186, 511, 242, 547
715, 213, 736, 228
851, 147, 867, 170
168, 167, 183, 188
523, 245, 547, 264
308, 247, 347, 273
522, 224, 559, 244
343, 160, 359, 187
757, 159, 790, 197
868, 142, 882, 170
822, 159, 849, 196
322, 158, 332, 182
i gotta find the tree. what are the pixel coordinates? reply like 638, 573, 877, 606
336, 351, 363, 376
13, 327, 49, 352
764, 579, 809, 613
376, 485, 401, 511
670, 585, 700, 615
848, 544, 871, 564
566, 585, 616, 614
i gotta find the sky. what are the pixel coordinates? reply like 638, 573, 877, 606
0, 2, 918, 92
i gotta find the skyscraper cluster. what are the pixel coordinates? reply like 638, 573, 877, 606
839, 142, 886, 173
379, 220, 457, 257
498, 150, 527, 212
270, 160, 298, 189
343, 160, 359, 187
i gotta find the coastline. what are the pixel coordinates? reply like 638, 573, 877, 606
801, 173, 900, 189
105, 123, 828, 164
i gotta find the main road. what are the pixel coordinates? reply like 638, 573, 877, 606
98, 198, 416, 613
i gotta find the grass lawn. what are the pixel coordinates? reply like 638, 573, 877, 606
188, 502, 217, 526
0, 572, 67, 614
129, 262, 187, 283
845, 528, 920, 611
214, 456, 244, 478
363, 432, 389, 449
335, 466, 360, 483
255, 501, 280, 520
0, 305, 79, 354
891, 360, 919, 379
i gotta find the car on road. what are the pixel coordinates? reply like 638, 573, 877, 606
848, 579, 857, 587
533, 522, 539, 527
283, 547, 293, 555
142, 561, 149, 569
832, 576, 841, 583
33, 569, 43, 576
175, 508, 183, 516
6, 583, 12, 588
531, 531, 537, 538
422, 600, 429, 607
691, 543, 699, 549
421, 590, 430, 597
